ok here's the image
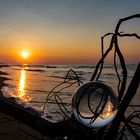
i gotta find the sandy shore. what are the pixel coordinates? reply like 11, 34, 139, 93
0, 69, 50, 140
0, 112, 45, 140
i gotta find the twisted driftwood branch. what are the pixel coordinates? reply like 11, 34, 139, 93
106, 14, 140, 139
90, 14, 140, 139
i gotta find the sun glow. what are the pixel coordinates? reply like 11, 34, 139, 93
21, 51, 29, 59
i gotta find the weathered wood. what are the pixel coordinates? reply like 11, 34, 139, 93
106, 63, 140, 139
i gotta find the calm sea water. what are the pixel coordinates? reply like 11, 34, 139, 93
0, 64, 139, 122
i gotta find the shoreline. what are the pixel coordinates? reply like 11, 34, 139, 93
0, 68, 47, 140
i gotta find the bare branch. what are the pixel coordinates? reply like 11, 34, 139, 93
118, 33, 140, 39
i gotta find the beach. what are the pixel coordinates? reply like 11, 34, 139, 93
0, 64, 139, 139
0, 69, 48, 140
0, 112, 44, 140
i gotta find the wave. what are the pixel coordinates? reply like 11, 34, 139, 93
13, 67, 46, 72
0, 64, 10, 68
0, 76, 11, 81
3, 64, 137, 70
74, 65, 95, 68
103, 73, 116, 77
46, 65, 57, 68
0, 71, 9, 75
50, 75, 83, 80
24, 69, 46, 72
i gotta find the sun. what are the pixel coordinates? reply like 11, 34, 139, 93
21, 51, 29, 59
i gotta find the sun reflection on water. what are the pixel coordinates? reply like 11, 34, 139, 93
17, 68, 31, 102
100, 101, 113, 119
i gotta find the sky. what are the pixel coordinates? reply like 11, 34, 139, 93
0, 0, 140, 64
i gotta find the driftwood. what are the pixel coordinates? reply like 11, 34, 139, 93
106, 63, 140, 139
90, 14, 140, 139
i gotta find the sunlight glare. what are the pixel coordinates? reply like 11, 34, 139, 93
100, 101, 113, 119
22, 51, 29, 59
18, 69, 31, 102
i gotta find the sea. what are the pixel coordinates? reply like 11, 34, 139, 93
0, 64, 139, 125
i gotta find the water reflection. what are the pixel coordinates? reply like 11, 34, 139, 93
72, 82, 118, 128
18, 68, 31, 102
100, 101, 113, 119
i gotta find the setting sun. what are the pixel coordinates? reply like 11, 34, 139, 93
21, 51, 29, 59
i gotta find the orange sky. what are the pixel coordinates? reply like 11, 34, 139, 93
0, 41, 100, 64
0, 1, 139, 64
0, 37, 139, 64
